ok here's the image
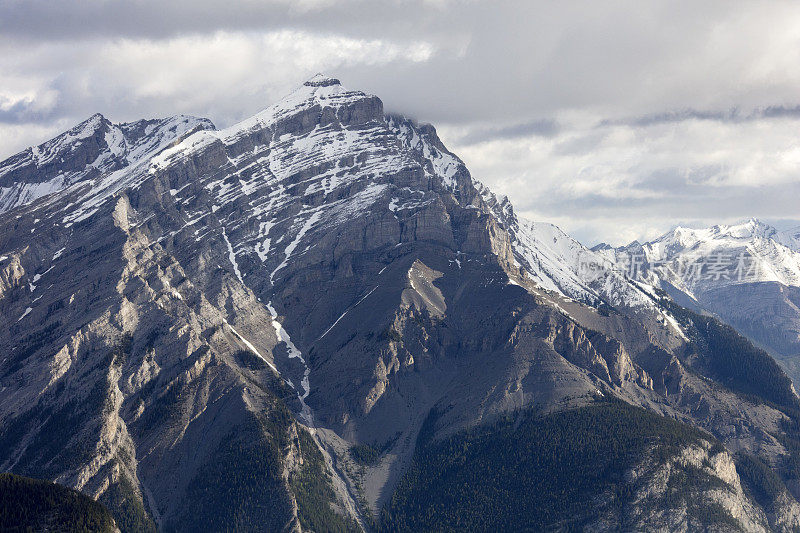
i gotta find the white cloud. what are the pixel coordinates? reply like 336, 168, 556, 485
442, 114, 800, 245
94, 30, 433, 107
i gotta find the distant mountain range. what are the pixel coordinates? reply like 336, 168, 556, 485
593, 219, 800, 385
2, 74, 800, 532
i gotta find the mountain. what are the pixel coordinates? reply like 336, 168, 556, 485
477, 184, 683, 317
3, 74, 800, 531
0, 113, 214, 214
603, 219, 800, 384
778, 225, 800, 251
0, 472, 118, 532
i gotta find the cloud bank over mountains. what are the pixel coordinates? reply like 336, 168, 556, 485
2, 0, 799, 244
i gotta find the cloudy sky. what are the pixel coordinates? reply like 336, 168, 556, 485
1, 0, 799, 245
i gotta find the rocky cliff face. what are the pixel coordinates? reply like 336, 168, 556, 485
595, 443, 768, 532
2, 75, 800, 531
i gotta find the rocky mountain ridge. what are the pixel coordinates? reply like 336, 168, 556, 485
0, 113, 213, 214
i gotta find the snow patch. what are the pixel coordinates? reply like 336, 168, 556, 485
225, 320, 278, 374
221, 227, 243, 283
270, 210, 322, 283
267, 302, 314, 427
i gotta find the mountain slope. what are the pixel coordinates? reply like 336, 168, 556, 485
384, 402, 764, 532
0, 472, 118, 532
2, 75, 800, 532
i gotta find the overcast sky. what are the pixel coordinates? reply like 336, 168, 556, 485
1, 0, 799, 245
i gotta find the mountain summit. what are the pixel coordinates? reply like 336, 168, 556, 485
2, 77, 800, 531
304, 73, 342, 87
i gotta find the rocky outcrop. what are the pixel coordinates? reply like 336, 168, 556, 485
593, 442, 771, 532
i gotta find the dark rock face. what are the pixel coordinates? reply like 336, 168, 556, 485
1, 76, 800, 531
700, 282, 800, 378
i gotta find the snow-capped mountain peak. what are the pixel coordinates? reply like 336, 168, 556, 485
475, 180, 670, 316
663, 218, 777, 249
0, 114, 214, 214
303, 73, 342, 87
214, 74, 375, 145
633, 219, 800, 288
4, 74, 800, 531
599, 218, 800, 377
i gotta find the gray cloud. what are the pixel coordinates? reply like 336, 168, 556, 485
0, 97, 55, 124
453, 119, 559, 145
7, 1, 800, 127
599, 109, 740, 128
760, 105, 800, 119
600, 105, 800, 128
635, 166, 726, 191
